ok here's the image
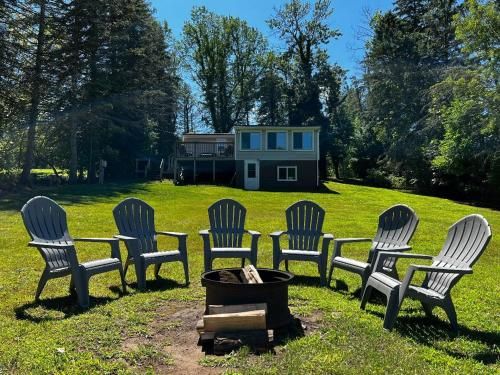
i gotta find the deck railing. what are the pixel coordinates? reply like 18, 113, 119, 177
176, 142, 234, 159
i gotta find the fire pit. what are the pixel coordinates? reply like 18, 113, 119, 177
201, 268, 294, 329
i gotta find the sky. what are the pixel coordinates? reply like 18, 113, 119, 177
149, 0, 395, 78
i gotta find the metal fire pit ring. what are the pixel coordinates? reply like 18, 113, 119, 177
201, 268, 294, 329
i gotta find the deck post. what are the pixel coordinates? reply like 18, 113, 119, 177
212, 160, 216, 183
193, 160, 196, 184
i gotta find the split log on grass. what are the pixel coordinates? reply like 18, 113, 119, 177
203, 309, 266, 332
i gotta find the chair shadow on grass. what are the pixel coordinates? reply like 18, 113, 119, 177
328, 278, 388, 305
365, 309, 500, 365
118, 276, 189, 293
14, 294, 117, 322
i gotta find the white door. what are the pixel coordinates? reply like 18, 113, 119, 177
244, 160, 259, 190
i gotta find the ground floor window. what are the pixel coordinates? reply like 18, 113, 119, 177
277, 166, 297, 181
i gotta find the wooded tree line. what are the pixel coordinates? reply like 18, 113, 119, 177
0, 0, 498, 202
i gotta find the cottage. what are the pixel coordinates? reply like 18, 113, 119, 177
174, 126, 320, 190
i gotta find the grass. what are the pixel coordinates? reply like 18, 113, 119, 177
0, 181, 498, 374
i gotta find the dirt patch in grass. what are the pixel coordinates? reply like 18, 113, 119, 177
121, 300, 324, 374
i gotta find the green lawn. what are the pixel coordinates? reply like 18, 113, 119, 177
0, 181, 498, 374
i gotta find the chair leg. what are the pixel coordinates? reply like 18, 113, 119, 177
134, 258, 147, 291
273, 255, 280, 270
75, 273, 90, 309
327, 263, 335, 287
285, 260, 289, 271
154, 263, 162, 279
383, 290, 401, 331
421, 301, 434, 317
35, 268, 51, 301
204, 254, 212, 272
360, 285, 372, 310
119, 266, 127, 294
241, 258, 245, 268
442, 297, 458, 333
319, 260, 327, 287
183, 259, 190, 285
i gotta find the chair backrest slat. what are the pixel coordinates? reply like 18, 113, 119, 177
208, 199, 246, 248
113, 198, 157, 254
373, 205, 419, 248
285, 201, 325, 251
426, 214, 491, 295
21, 196, 73, 271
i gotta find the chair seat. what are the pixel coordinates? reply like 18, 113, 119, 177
281, 249, 321, 258
81, 258, 121, 269
142, 250, 181, 264
408, 285, 445, 300
369, 271, 401, 290
211, 247, 251, 258
332, 256, 369, 271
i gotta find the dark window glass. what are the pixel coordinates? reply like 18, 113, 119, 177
242, 133, 250, 149
247, 163, 256, 178
288, 167, 296, 180
268, 132, 277, 149
278, 167, 287, 180
293, 132, 302, 149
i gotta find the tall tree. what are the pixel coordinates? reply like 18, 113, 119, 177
267, 0, 340, 178
20, 0, 48, 184
183, 7, 267, 132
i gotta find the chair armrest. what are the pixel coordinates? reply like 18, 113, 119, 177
28, 241, 74, 248
321, 233, 334, 256
373, 251, 434, 273
398, 264, 473, 302
245, 229, 261, 237
270, 230, 287, 237
409, 264, 473, 275
375, 245, 412, 252
199, 229, 210, 236
332, 237, 371, 257
73, 237, 121, 261
335, 237, 372, 244
73, 237, 118, 243
114, 234, 137, 241
156, 231, 188, 238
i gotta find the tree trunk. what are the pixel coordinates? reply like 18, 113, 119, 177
69, 116, 78, 183
20, 0, 46, 185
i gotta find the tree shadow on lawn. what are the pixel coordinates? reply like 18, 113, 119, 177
0, 181, 151, 212
366, 310, 500, 365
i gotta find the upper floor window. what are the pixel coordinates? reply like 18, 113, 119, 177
267, 131, 287, 150
240, 132, 261, 151
293, 131, 313, 150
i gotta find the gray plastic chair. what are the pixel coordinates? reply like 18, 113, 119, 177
113, 198, 189, 290
361, 214, 492, 332
21, 196, 126, 308
200, 199, 260, 272
328, 204, 419, 290
271, 200, 333, 286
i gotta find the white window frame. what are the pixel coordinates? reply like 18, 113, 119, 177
266, 131, 288, 151
292, 130, 314, 151
277, 166, 298, 182
239, 131, 262, 151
